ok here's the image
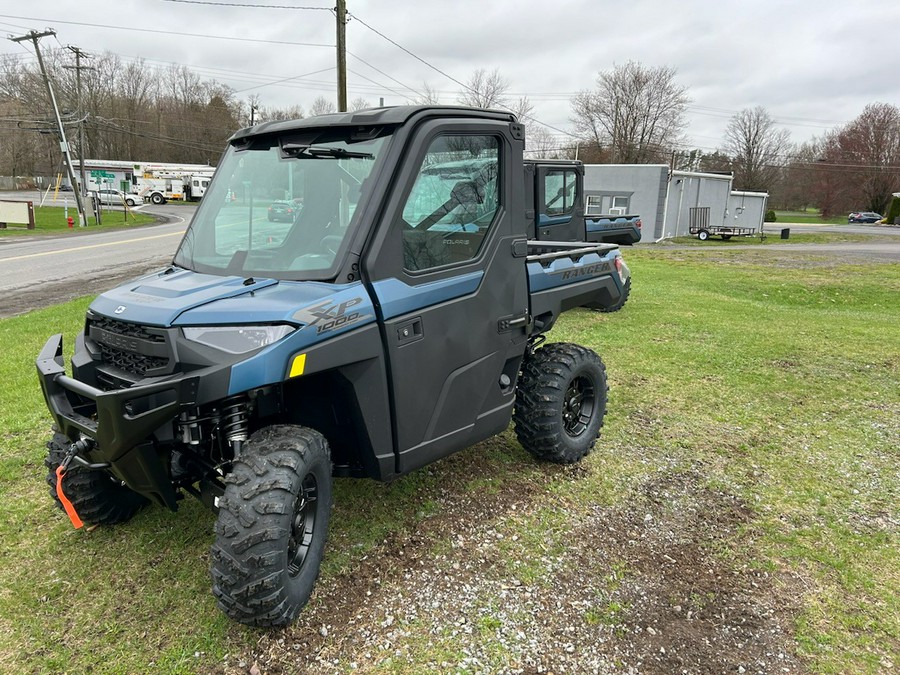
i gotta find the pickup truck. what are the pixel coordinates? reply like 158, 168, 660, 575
35, 105, 629, 627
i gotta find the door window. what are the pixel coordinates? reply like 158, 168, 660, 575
398, 135, 500, 272
544, 170, 577, 216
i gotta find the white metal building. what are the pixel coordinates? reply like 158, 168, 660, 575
582, 164, 769, 241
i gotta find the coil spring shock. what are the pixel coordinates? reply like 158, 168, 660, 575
220, 395, 250, 451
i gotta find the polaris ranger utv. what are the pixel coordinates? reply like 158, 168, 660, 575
36, 106, 629, 627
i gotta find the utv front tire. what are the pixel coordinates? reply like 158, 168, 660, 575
211, 425, 332, 627
44, 433, 147, 526
514, 343, 608, 464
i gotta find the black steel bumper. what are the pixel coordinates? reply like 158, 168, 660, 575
36, 334, 209, 508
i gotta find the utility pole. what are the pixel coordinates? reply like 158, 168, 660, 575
64, 45, 92, 199
250, 102, 258, 125
10, 30, 87, 226
335, 0, 347, 112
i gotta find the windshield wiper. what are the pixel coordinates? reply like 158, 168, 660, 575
281, 143, 373, 160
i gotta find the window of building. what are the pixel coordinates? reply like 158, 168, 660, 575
398, 135, 500, 272
585, 195, 603, 216
585, 194, 630, 215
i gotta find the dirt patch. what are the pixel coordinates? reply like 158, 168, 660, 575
217, 459, 805, 674
0, 258, 170, 319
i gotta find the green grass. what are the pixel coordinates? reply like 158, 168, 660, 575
668, 231, 895, 246
0, 249, 897, 672
0, 204, 155, 235
772, 209, 852, 225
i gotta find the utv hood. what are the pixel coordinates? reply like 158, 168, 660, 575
89, 268, 342, 327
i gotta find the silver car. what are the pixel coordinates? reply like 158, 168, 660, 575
92, 189, 140, 207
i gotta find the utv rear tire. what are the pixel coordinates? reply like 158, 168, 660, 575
44, 433, 147, 526
595, 277, 631, 313
211, 425, 332, 627
514, 343, 607, 464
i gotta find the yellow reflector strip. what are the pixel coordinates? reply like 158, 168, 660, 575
289, 353, 307, 378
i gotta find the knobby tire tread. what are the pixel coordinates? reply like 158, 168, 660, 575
514, 343, 608, 464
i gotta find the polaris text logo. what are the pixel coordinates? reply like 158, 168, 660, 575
552, 262, 611, 280
94, 330, 139, 351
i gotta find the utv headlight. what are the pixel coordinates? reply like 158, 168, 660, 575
182, 325, 296, 354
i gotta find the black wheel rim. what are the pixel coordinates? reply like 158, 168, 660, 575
287, 473, 318, 578
563, 374, 595, 437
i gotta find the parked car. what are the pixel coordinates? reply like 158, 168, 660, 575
848, 211, 882, 223
267, 198, 302, 222
92, 189, 140, 207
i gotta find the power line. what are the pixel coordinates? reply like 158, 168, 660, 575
346, 66, 410, 102
347, 50, 422, 99
347, 12, 475, 96
0, 13, 334, 48
231, 66, 335, 94
161, 0, 331, 9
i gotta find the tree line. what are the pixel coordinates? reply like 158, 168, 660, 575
1, 51, 897, 215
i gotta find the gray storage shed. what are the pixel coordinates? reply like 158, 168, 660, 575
583, 165, 768, 242
727, 191, 769, 231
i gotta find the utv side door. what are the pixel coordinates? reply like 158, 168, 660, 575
364, 119, 529, 474
533, 163, 584, 242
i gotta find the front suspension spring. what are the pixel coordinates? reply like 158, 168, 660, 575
220, 395, 250, 444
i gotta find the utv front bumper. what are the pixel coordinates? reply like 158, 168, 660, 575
36, 334, 215, 508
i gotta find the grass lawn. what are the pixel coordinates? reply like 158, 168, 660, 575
0, 204, 156, 235
0, 248, 897, 672
668, 231, 896, 246
772, 209, 851, 226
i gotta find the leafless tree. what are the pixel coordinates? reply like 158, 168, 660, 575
570, 61, 690, 163
457, 68, 509, 109
349, 97, 371, 111
309, 96, 336, 116
259, 104, 305, 122
524, 125, 559, 159
828, 102, 900, 213
800, 104, 900, 215
723, 106, 791, 191
413, 82, 441, 105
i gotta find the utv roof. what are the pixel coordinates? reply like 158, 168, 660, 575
230, 105, 517, 142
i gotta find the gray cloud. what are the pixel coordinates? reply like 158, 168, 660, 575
2, 0, 897, 152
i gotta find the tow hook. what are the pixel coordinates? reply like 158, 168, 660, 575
68, 437, 111, 470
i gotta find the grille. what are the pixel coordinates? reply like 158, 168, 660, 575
98, 344, 168, 377
89, 316, 170, 380
91, 316, 166, 344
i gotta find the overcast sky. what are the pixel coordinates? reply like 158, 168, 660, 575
2, 0, 898, 155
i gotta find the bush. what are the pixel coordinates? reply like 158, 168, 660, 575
765, 209, 777, 222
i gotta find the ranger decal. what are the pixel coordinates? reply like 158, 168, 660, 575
550, 262, 611, 280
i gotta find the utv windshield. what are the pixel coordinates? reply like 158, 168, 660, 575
173, 128, 390, 280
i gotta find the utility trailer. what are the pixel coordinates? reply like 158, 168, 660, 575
690, 224, 757, 241
35, 105, 630, 627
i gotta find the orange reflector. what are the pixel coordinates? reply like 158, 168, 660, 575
55, 466, 84, 529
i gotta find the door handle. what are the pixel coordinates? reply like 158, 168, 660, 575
397, 317, 423, 345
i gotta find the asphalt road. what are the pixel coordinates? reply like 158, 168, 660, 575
0, 202, 897, 318
762, 222, 900, 236
0, 203, 197, 318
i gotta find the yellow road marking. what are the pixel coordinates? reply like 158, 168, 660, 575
0, 230, 186, 263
